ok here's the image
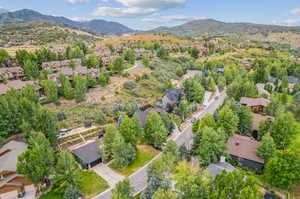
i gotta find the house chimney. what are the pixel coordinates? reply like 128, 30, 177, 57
220, 156, 226, 163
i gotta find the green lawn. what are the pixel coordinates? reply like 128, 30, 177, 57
78, 170, 109, 199
289, 123, 300, 151
39, 191, 63, 199
109, 145, 159, 176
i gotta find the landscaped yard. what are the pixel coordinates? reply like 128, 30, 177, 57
109, 145, 159, 176
39, 191, 63, 199
289, 123, 300, 151
78, 170, 109, 199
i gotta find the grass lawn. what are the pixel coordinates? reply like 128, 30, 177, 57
78, 170, 109, 199
289, 123, 300, 151
109, 145, 159, 176
39, 191, 63, 199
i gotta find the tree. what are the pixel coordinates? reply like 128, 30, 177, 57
64, 185, 81, 199
237, 106, 253, 136
17, 133, 55, 187
217, 105, 239, 137
112, 134, 136, 168
264, 150, 300, 189
152, 189, 178, 199
189, 47, 199, 59
160, 112, 174, 133
196, 127, 227, 166
123, 50, 136, 65
0, 48, 9, 66
22, 84, 39, 103
119, 115, 143, 144
54, 150, 80, 192
41, 79, 58, 103
23, 59, 40, 79
270, 112, 297, 149
73, 74, 87, 103
144, 111, 168, 149
176, 100, 190, 120
257, 133, 276, 160
101, 124, 119, 161
210, 170, 260, 199
112, 57, 125, 73
112, 179, 133, 199
161, 141, 180, 170
173, 162, 211, 199
86, 54, 99, 68
157, 47, 169, 59
59, 74, 74, 100
183, 77, 205, 103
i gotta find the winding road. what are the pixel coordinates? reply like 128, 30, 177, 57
93, 91, 227, 199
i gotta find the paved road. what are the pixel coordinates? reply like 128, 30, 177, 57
93, 91, 227, 199
124, 62, 144, 73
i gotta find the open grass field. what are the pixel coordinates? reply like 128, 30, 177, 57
109, 145, 159, 176
78, 170, 109, 199
39, 191, 63, 199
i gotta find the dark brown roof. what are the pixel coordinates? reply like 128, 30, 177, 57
228, 134, 264, 163
252, 113, 274, 131
240, 97, 270, 107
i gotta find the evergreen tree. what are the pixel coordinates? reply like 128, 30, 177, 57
101, 124, 119, 161
112, 134, 136, 168
41, 79, 58, 103
112, 179, 133, 199
257, 133, 276, 160
217, 105, 239, 137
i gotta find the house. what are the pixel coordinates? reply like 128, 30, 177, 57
268, 76, 279, 84
256, 83, 270, 96
288, 76, 299, 89
161, 88, 185, 112
72, 141, 102, 169
0, 67, 24, 81
134, 107, 165, 127
240, 97, 270, 113
0, 141, 35, 199
251, 113, 274, 139
207, 157, 235, 179
41, 59, 81, 72
228, 135, 264, 171
0, 80, 41, 95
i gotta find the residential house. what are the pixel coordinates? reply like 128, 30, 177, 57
256, 83, 270, 96
72, 141, 102, 169
0, 67, 24, 81
228, 135, 264, 171
288, 76, 299, 88
207, 157, 236, 179
41, 59, 81, 72
240, 97, 270, 113
251, 113, 274, 139
0, 141, 35, 199
0, 80, 40, 95
161, 88, 185, 112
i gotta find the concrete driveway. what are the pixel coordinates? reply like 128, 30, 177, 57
92, 164, 125, 188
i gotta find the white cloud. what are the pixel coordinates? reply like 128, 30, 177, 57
291, 8, 300, 15
115, 0, 186, 10
92, 0, 186, 18
92, 6, 156, 17
272, 19, 300, 26
65, 0, 89, 3
142, 15, 202, 24
69, 17, 91, 22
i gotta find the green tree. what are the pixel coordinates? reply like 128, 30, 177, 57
157, 47, 169, 59
101, 124, 119, 161
152, 189, 178, 199
173, 162, 210, 199
22, 84, 39, 103
237, 106, 253, 136
86, 54, 99, 68
59, 74, 74, 100
210, 170, 260, 199
264, 150, 300, 189
119, 115, 143, 144
17, 133, 55, 187
183, 76, 205, 103
257, 133, 276, 160
64, 185, 81, 199
144, 111, 168, 149
217, 105, 239, 137
41, 79, 58, 103
196, 127, 227, 166
112, 134, 136, 168
176, 100, 190, 120
189, 46, 199, 59
270, 112, 297, 149
112, 57, 125, 73
73, 74, 87, 103
23, 59, 40, 79
0, 48, 9, 66
161, 141, 180, 170
54, 150, 80, 192
112, 179, 133, 199
123, 50, 136, 65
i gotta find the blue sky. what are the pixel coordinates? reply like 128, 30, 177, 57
1, 0, 300, 30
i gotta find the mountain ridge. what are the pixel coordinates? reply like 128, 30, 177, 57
0, 9, 134, 35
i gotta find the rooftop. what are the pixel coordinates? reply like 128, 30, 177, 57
207, 161, 235, 179
72, 141, 101, 164
240, 97, 270, 107
228, 134, 264, 164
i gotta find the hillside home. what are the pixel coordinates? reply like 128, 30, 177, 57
0, 80, 40, 96
41, 59, 81, 72
161, 88, 185, 112
240, 97, 270, 113
228, 135, 264, 171
207, 157, 236, 179
0, 141, 35, 199
0, 67, 24, 81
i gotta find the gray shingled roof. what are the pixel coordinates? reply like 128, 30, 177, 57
207, 162, 235, 179
72, 141, 101, 164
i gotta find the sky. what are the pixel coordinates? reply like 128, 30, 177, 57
1, 0, 300, 30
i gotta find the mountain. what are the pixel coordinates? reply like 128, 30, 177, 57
0, 8, 8, 14
149, 19, 300, 37
0, 9, 134, 35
